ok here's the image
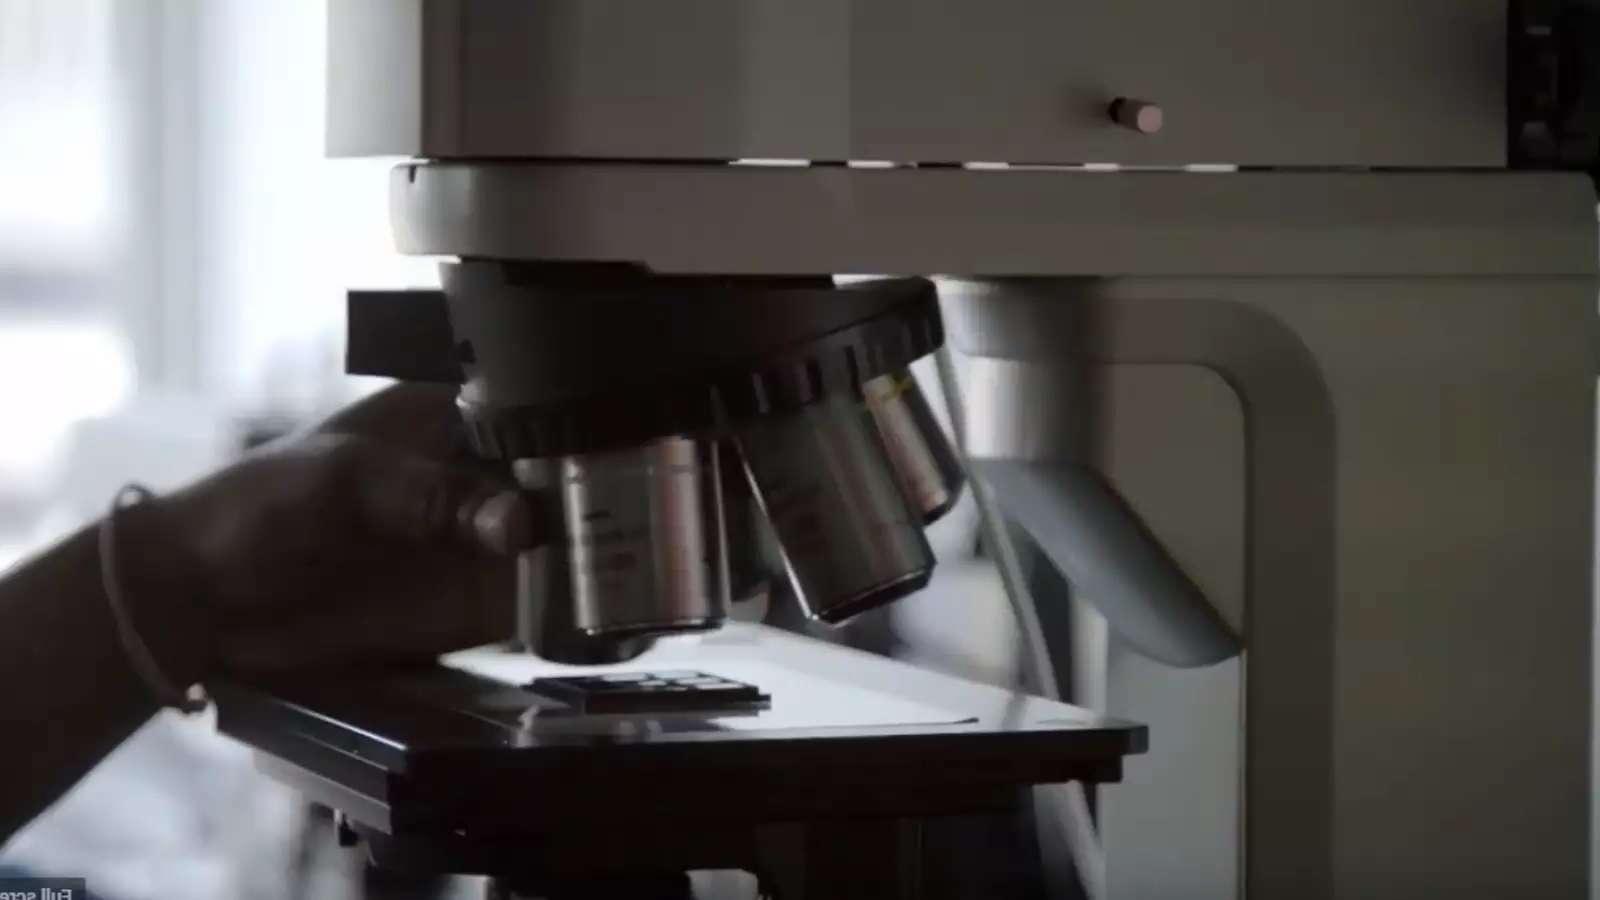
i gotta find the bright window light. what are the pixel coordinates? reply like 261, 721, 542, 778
0, 322, 133, 480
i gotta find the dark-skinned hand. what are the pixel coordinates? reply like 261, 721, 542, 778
122, 383, 534, 683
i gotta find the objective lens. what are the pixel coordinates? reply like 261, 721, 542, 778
863, 370, 965, 524
515, 436, 729, 643
736, 394, 935, 625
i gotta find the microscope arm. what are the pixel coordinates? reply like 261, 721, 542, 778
968, 458, 1240, 669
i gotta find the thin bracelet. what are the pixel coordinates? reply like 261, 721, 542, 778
99, 484, 210, 714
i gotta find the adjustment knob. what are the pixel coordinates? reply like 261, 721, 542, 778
1109, 97, 1164, 134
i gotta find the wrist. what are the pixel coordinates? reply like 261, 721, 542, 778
112, 494, 219, 688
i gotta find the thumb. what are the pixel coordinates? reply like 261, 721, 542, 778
346, 444, 541, 555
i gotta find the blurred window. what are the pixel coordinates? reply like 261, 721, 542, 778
0, 0, 135, 567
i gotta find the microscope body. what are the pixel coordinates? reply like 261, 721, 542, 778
273, 2, 1600, 896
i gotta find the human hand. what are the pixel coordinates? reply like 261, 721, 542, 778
120, 384, 535, 684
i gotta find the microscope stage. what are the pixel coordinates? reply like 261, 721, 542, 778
213, 623, 1143, 850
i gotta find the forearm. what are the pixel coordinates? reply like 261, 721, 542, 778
0, 504, 207, 842
0, 410, 531, 843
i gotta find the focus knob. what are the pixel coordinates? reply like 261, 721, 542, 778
1109, 97, 1164, 134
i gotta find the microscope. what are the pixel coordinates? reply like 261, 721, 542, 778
215, 2, 1600, 898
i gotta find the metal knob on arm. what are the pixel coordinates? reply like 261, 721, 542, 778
1109, 97, 1164, 134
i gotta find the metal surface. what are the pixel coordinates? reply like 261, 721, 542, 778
515, 437, 729, 640
512, 545, 657, 665
327, 0, 1504, 166
389, 164, 1598, 277
863, 371, 965, 524
736, 395, 935, 625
